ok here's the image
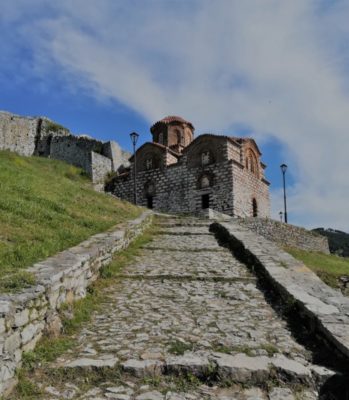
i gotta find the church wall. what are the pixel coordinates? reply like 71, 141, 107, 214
232, 161, 270, 217
227, 140, 242, 164
113, 156, 236, 216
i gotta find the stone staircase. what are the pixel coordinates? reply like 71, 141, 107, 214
23, 216, 338, 400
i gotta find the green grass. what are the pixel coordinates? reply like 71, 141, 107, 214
0, 150, 141, 290
167, 339, 195, 355
285, 247, 349, 288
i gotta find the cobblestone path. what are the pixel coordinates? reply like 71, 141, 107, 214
32, 217, 333, 400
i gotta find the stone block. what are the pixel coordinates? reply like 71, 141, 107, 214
4, 331, 21, 354
13, 309, 29, 328
21, 322, 44, 345
213, 353, 270, 384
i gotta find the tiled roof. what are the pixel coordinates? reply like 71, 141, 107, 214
150, 116, 194, 132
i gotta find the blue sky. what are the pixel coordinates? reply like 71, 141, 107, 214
1, 0, 349, 230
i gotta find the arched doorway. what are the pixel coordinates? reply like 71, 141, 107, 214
252, 198, 258, 217
144, 181, 155, 209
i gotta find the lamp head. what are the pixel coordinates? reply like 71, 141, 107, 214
280, 163, 288, 174
130, 132, 139, 146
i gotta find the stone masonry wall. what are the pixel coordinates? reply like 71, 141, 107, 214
232, 162, 270, 218
49, 136, 116, 182
0, 211, 152, 396
114, 156, 235, 216
102, 141, 130, 172
90, 151, 113, 183
237, 217, 330, 254
0, 111, 39, 156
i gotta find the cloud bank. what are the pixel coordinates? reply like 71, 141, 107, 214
2, 0, 349, 230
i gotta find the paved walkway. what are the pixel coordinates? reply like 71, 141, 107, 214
32, 217, 333, 399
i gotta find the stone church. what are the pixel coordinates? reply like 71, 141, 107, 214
109, 116, 270, 217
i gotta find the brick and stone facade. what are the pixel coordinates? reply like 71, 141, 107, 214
109, 116, 270, 217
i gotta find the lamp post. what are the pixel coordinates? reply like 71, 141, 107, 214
279, 211, 283, 223
280, 164, 288, 223
130, 132, 139, 205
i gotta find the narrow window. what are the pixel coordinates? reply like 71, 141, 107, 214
158, 132, 163, 144
201, 151, 210, 166
145, 158, 153, 170
252, 198, 258, 217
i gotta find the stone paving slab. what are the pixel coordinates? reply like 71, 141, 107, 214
123, 249, 253, 279
143, 233, 223, 251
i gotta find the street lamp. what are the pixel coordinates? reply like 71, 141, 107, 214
130, 132, 139, 205
279, 211, 283, 223
280, 163, 288, 223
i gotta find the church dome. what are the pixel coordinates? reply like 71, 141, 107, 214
150, 116, 195, 153
150, 116, 194, 133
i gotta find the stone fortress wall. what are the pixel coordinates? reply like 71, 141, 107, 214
0, 111, 130, 183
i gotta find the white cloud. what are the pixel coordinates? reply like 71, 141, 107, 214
3, 0, 349, 230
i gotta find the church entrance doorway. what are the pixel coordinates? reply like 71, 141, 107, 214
201, 194, 210, 209
147, 196, 153, 209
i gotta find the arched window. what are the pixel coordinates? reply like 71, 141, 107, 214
173, 129, 185, 145
245, 150, 259, 177
158, 132, 163, 144
200, 175, 210, 188
201, 151, 210, 166
252, 198, 258, 217
145, 158, 153, 170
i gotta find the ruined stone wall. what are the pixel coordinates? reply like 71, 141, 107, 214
0, 211, 152, 396
50, 136, 96, 174
237, 217, 330, 253
0, 111, 39, 156
50, 136, 114, 182
102, 141, 130, 172
0, 111, 124, 184
90, 151, 113, 183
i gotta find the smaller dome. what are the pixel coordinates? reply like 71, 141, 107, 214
151, 116, 194, 133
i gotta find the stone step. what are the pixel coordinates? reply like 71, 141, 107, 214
155, 231, 212, 236
155, 222, 211, 228
54, 351, 334, 391
142, 246, 226, 253
119, 352, 335, 388
41, 380, 319, 400
116, 274, 257, 283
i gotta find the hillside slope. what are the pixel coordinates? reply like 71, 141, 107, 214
312, 227, 349, 257
0, 151, 140, 290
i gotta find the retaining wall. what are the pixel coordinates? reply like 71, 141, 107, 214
237, 217, 330, 254
0, 211, 152, 396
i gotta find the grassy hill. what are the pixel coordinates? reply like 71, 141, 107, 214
0, 151, 141, 291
